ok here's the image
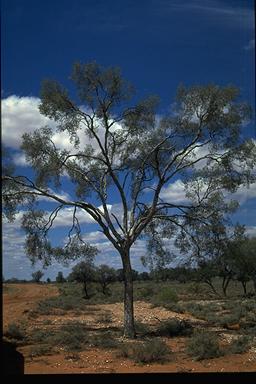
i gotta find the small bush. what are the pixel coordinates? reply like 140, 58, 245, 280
5, 323, 26, 341
118, 338, 171, 364
30, 328, 54, 343
186, 331, 222, 360
153, 287, 178, 304
137, 286, 155, 299
29, 344, 52, 357
156, 318, 192, 337
163, 303, 184, 313
91, 331, 120, 349
228, 336, 252, 354
135, 321, 151, 336
51, 322, 89, 351
97, 312, 113, 323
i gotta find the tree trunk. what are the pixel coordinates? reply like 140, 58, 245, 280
83, 282, 89, 299
241, 281, 247, 295
253, 277, 256, 294
222, 275, 231, 296
121, 248, 136, 338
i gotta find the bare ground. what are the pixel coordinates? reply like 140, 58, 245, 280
3, 284, 256, 374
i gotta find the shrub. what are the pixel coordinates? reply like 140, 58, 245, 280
29, 344, 52, 357
135, 321, 151, 336
163, 303, 184, 313
5, 323, 26, 341
91, 331, 120, 349
186, 331, 222, 360
228, 336, 252, 354
30, 328, 54, 343
118, 338, 171, 364
51, 322, 89, 351
97, 312, 113, 323
137, 286, 155, 299
153, 287, 178, 304
156, 318, 192, 337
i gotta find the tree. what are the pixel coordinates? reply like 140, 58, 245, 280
46, 277, 51, 283
32, 270, 44, 283
56, 271, 66, 283
138, 271, 151, 281
3, 62, 256, 338
224, 232, 256, 295
241, 236, 256, 293
68, 261, 95, 299
96, 264, 116, 294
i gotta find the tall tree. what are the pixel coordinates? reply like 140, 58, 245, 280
3, 62, 256, 338
96, 264, 116, 295
32, 270, 44, 283
68, 261, 95, 299
56, 271, 66, 283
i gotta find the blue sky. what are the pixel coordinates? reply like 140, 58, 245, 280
2, 0, 255, 280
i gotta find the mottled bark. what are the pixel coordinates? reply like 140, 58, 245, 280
121, 248, 136, 338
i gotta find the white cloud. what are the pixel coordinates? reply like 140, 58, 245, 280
2, 96, 52, 149
2, 95, 124, 157
227, 182, 256, 205
160, 179, 188, 203
165, 1, 254, 30
245, 226, 256, 237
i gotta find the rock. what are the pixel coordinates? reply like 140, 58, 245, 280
225, 323, 240, 330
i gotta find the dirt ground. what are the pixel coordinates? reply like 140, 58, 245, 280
3, 284, 256, 374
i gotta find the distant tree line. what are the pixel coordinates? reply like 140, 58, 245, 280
4, 235, 255, 297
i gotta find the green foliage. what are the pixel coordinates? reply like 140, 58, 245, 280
5, 323, 26, 341
29, 344, 53, 357
228, 336, 252, 354
153, 287, 178, 305
91, 331, 121, 349
186, 331, 222, 360
118, 338, 171, 364
51, 322, 89, 351
134, 321, 151, 336
29, 328, 55, 343
156, 319, 193, 337
56, 271, 66, 283
31, 270, 44, 283
96, 264, 116, 294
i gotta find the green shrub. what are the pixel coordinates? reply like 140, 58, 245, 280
30, 328, 54, 343
51, 322, 89, 351
156, 318, 192, 337
137, 286, 155, 299
154, 287, 178, 304
91, 331, 120, 349
186, 331, 222, 360
163, 303, 184, 313
118, 338, 171, 364
135, 321, 151, 336
29, 344, 52, 357
5, 323, 26, 341
228, 336, 252, 354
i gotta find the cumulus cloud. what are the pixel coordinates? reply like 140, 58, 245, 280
2, 96, 52, 149
2, 95, 124, 162
160, 179, 188, 203
227, 182, 256, 205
